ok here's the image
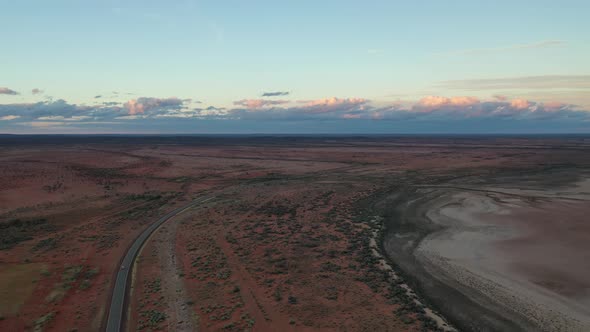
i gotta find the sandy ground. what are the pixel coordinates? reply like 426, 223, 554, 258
127, 211, 199, 332
417, 177, 590, 331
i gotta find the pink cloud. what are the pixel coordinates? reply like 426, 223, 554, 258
233, 99, 288, 109
542, 101, 568, 110
124, 97, 184, 115
510, 98, 532, 109
404, 95, 576, 119
125, 99, 145, 115
416, 96, 480, 111
295, 97, 368, 114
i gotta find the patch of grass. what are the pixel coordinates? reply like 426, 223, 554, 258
79, 280, 91, 290
225, 233, 237, 244
84, 267, 100, 279
145, 278, 162, 293
216, 269, 231, 280
0, 218, 55, 250
77, 235, 99, 242
170, 176, 191, 183
40, 267, 51, 277
97, 234, 119, 250
45, 265, 84, 303
62, 265, 83, 286
33, 312, 56, 332
80, 267, 100, 290
139, 310, 166, 329
273, 287, 282, 301
33, 237, 59, 252
320, 261, 341, 272
125, 193, 163, 201
241, 314, 255, 327
324, 286, 339, 300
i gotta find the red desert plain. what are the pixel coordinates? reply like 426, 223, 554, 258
0, 135, 589, 332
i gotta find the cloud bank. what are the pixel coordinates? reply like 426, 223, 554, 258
0, 94, 588, 133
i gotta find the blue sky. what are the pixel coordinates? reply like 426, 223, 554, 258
1, 0, 590, 133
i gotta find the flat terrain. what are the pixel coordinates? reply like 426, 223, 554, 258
0, 135, 589, 331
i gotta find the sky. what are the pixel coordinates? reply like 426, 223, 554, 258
1, 0, 590, 134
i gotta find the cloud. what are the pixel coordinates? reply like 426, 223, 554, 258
0, 115, 20, 121
301, 97, 367, 107
124, 99, 145, 115
36, 115, 67, 121
342, 113, 362, 119
226, 97, 371, 120
437, 75, 590, 90
295, 97, 369, 114
0, 97, 269, 124
124, 97, 186, 115
233, 99, 289, 109
115, 115, 146, 120
542, 101, 569, 111
31, 88, 43, 95
0, 99, 122, 122
206, 106, 225, 111
226, 95, 587, 123
0, 87, 19, 95
19, 120, 119, 127
37, 115, 92, 121
404, 96, 584, 121
414, 96, 480, 111
262, 91, 290, 97
437, 40, 566, 56
510, 99, 532, 110
95, 95, 102, 99
154, 111, 200, 119
0, 95, 588, 133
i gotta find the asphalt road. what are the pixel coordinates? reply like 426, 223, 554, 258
105, 196, 213, 332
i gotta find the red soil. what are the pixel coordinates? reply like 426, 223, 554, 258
1, 137, 588, 331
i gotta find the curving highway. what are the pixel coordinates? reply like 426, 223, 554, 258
105, 195, 213, 332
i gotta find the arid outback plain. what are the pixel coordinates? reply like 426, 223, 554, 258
0, 135, 589, 332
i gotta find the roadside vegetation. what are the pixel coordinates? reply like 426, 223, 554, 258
0, 218, 55, 250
